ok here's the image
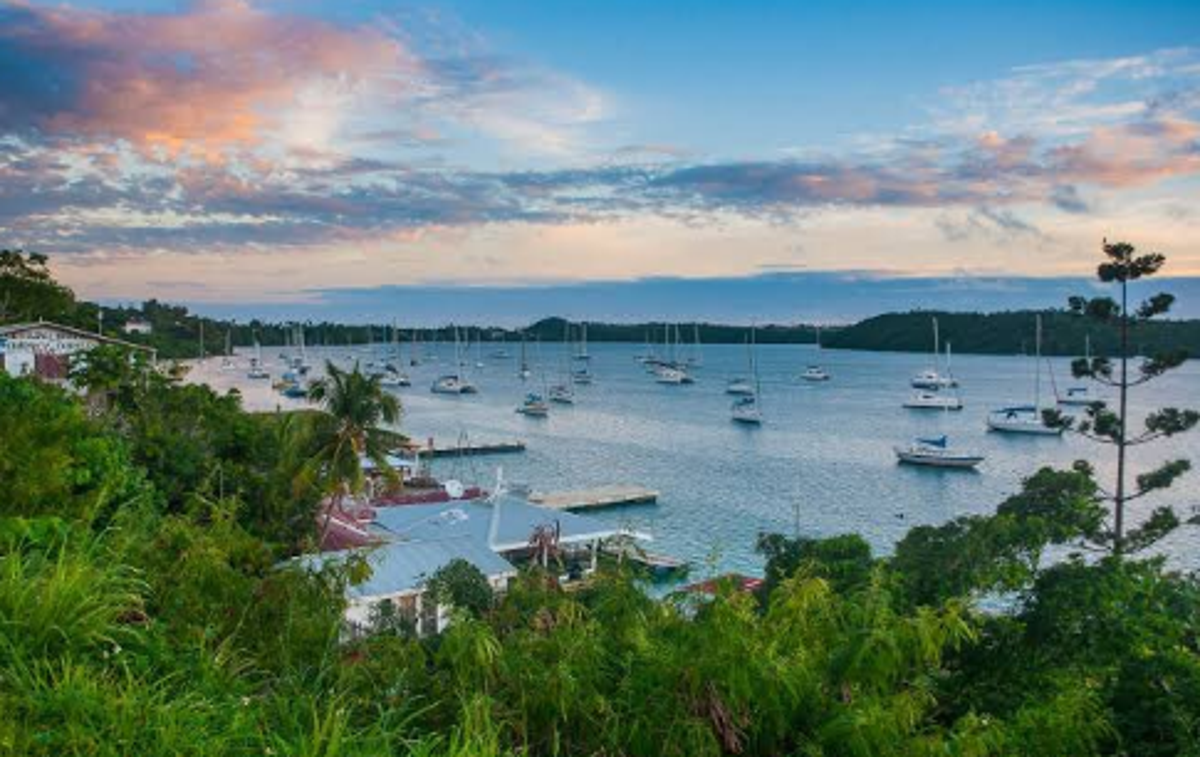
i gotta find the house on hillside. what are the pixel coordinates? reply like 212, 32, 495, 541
0, 320, 157, 381
123, 318, 153, 335
296, 493, 649, 637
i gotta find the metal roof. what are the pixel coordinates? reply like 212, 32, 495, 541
371, 494, 642, 552
297, 538, 517, 600
0, 320, 156, 353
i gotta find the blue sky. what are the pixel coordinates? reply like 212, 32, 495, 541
2, 0, 1199, 322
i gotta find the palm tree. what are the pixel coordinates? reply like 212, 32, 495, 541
300, 360, 403, 543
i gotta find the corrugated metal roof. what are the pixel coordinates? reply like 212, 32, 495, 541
371, 495, 630, 551
298, 538, 516, 599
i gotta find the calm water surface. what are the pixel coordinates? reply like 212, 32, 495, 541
195, 342, 1200, 577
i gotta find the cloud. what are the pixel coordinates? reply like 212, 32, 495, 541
1, 4, 1198, 277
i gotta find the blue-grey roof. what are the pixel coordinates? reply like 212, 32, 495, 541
299, 538, 517, 599
371, 495, 628, 551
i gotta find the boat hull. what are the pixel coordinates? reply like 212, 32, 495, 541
895, 450, 982, 468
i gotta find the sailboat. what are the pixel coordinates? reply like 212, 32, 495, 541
911, 317, 957, 389
655, 324, 694, 384
895, 436, 984, 469
431, 327, 478, 394
378, 322, 411, 387
801, 325, 831, 381
727, 332, 756, 395
549, 322, 576, 403
730, 327, 763, 425
220, 331, 236, 370
685, 324, 704, 368
987, 314, 1063, 435
518, 332, 532, 380
573, 322, 591, 362
516, 391, 550, 417
247, 338, 270, 380
1058, 334, 1096, 406
904, 342, 962, 410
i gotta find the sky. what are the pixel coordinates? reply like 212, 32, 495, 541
2, 0, 1199, 323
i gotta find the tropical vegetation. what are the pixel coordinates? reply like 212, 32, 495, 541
1, 243, 1198, 755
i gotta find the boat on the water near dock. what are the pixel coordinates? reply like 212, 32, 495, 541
903, 390, 963, 411
895, 435, 983, 469
529, 484, 659, 511
408, 438, 527, 458
516, 392, 550, 417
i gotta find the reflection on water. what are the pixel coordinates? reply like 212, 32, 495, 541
189, 342, 1200, 577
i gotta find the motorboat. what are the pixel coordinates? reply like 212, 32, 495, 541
800, 365, 830, 382
516, 393, 550, 417
903, 390, 963, 411
431, 374, 477, 394
895, 436, 983, 469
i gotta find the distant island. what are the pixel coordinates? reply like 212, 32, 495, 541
4, 252, 1197, 359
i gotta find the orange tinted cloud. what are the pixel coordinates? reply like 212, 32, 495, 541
1, 0, 416, 159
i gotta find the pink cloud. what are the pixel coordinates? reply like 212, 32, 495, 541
1, 0, 417, 159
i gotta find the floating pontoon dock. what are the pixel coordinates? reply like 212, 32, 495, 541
529, 484, 659, 511
411, 439, 527, 458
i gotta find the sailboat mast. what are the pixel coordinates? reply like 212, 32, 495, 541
1034, 314, 1043, 409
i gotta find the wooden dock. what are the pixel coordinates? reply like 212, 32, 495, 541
411, 439, 527, 458
529, 484, 659, 511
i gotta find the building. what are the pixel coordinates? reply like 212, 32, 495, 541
296, 493, 649, 636
0, 320, 157, 380
123, 318, 153, 335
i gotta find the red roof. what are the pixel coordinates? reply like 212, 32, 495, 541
684, 573, 764, 595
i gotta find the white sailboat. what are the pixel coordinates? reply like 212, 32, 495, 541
247, 338, 270, 380
905, 342, 962, 409
573, 322, 591, 362
987, 314, 1063, 435
518, 332, 532, 380
516, 391, 550, 417
911, 317, 957, 389
1058, 334, 1096, 406
731, 327, 763, 425
431, 328, 478, 394
549, 322, 576, 403
220, 331, 237, 370
800, 365, 830, 382
727, 332, 756, 395
895, 435, 983, 469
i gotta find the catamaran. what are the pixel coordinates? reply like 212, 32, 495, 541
894, 435, 983, 469
730, 326, 763, 424
987, 314, 1063, 435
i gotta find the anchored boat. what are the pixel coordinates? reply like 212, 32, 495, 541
895, 436, 983, 469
